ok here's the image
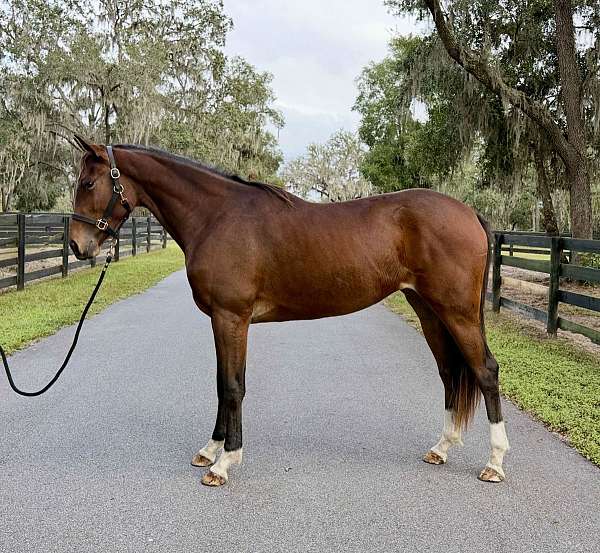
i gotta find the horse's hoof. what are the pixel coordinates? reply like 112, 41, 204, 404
191, 453, 213, 467
478, 466, 504, 483
423, 450, 446, 465
201, 471, 227, 487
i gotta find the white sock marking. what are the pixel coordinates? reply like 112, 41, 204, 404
486, 421, 509, 477
210, 448, 243, 481
430, 410, 463, 462
196, 439, 224, 464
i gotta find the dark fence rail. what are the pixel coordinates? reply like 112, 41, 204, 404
0, 213, 170, 291
3, 216, 598, 344
489, 232, 600, 345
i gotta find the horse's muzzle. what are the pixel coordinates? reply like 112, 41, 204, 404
69, 239, 95, 260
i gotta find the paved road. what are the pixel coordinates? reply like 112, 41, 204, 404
1, 271, 599, 552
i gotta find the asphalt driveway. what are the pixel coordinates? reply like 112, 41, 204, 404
1, 270, 598, 552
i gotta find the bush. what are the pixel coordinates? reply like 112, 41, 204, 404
579, 252, 600, 269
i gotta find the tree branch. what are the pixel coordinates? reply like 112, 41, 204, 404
27, 160, 71, 180
423, 0, 577, 165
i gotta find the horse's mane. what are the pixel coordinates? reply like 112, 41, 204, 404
116, 144, 294, 206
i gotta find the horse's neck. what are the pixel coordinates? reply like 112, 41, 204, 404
121, 149, 232, 251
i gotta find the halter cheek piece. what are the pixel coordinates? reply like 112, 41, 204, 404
72, 145, 132, 239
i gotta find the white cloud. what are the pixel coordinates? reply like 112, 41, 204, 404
222, 0, 418, 161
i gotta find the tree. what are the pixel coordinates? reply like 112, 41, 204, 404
354, 36, 545, 230
354, 45, 425, 191
0, 0, 77, 211
282, 131, 374, 202
0, 0, 284, 212
386, 0, 599, 238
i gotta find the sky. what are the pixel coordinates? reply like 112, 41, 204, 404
222, 0, 418, 162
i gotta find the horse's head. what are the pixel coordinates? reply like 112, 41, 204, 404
70, 135, 135, 260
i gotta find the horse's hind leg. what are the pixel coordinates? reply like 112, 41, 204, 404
404, 290, 466, 465
442, 317, 509, 482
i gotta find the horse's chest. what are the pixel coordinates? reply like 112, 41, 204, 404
192, 297, 212, 317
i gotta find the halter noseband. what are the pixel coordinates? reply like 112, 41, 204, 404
72, 145, 132, 239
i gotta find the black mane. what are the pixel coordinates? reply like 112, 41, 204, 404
116, 144, 293, 205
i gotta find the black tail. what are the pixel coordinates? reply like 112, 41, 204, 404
451, 213, 493, 430
451, 361, 481, 430
476, 213, 492, 338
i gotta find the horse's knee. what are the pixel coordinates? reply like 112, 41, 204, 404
485, 351, 499, 375
223, 384, 245, 407
472, 355, 503, 424
474, 354, 499, 392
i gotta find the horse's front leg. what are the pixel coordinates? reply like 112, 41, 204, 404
201, 309, 249, 487
191, 369, 225, 467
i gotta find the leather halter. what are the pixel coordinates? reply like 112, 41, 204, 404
72, 145, 132, 238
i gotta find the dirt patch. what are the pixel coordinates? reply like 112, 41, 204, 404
495, 265, 600, 355
0, 244, 112, 293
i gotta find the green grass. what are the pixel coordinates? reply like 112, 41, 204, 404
502, 246, 550, 261
511, 252, 550, 261
1, 245, 185, 354
385, 292, 600, 466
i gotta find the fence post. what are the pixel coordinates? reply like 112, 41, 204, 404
492, 233, 503, 312
16, 213, 25, 291
62, 216, 70, 277
162, 226, 167, 248
132, 218, 137, 256
147, 216, 151, 253
547, 236, 562, 336
114, 229, 120, 262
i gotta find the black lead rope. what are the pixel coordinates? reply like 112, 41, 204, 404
0, 252, 113, 397
2, 144, 128, 397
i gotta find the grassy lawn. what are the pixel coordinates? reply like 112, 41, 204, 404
1, 244, 185, 354
385, 292, 600, 466
510, 252, 550, 261
503, 248, 550, 261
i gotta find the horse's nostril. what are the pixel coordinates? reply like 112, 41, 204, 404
69, 240, 80, 257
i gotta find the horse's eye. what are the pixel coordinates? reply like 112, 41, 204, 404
83, 180, 96, 190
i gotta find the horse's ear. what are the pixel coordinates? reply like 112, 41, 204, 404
73, 134, 94, 153
73, 134, 107, 161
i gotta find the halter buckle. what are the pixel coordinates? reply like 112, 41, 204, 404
96, 219, 109, 231
110, 167, 121, 179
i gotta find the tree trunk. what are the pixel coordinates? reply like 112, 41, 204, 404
104, 100, 111, 145
554, 0, 593, 239
568, 161, 593, 239
533, 148, 560, 236
2, 189, 12, 212
101, 86, 111, 145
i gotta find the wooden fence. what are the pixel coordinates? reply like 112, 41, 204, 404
0, 213, 169, 291
2, 215, 598, 344
489, 231, 600, 345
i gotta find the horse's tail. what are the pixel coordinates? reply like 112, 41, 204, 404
451, 362, 481, 430
450, 212, 491, 430
476, 212, 492, 338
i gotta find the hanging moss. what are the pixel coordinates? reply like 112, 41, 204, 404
0, 0, 284, 211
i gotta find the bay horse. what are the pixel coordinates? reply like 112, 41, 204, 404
69, 136, 509, 487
